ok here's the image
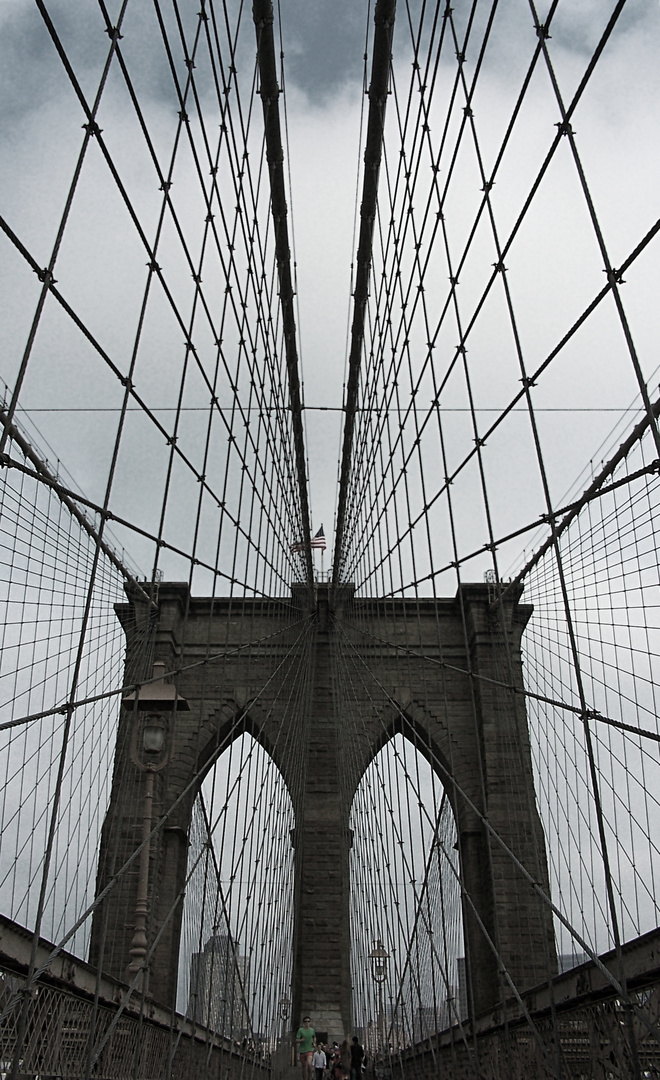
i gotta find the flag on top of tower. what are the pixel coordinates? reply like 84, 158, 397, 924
289, 526, 326, 553
310, 526, 326, 550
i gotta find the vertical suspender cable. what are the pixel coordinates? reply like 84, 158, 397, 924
333, 0, 396, 584
252, 0, 314, 592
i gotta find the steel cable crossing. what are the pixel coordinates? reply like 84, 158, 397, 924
0, 2, 315, 1079
332, 1, 660, 1077
0, 3, 660, 1080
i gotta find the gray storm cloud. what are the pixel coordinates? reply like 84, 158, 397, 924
0, 0, 658, 578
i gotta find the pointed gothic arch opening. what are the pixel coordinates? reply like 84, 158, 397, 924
350, 733, 465, 1052
177, 731, 295, 1046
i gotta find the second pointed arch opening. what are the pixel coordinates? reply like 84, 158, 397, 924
350, 733, 465, 1052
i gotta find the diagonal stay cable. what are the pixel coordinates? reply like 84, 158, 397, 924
352, 212, 660, 593
253, 0, 313, 589
147, 0, 309, 553
0, 615, 315, 1028
0, 212, 298, 589
0, 407, 151, 605
333, 0, 397, 584
79, 627, 313, 1066
336, 624, 660, 1048
338, 1, 639, 588
28, 5, 305, 574
0, 0, 128, 462
0, 615, 310, 733
342, 618, 660, 745
336, 1, 560, 582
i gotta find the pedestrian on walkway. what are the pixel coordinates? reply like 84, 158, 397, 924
331, 1041, 343, 1080
350, 1037, 364, 1080
313, 1044, 327, 1080
296, 1016, 316, 1080
340, 1038, 351, 1080
328, 1041, 339, 1079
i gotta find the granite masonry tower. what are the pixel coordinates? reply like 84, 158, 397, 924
90, 582, 555, 1038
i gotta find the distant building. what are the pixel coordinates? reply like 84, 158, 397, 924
415, 1006, 438, 1040
187, 933, 250, 1038
410, 994, 461, 1041
383, 1002, 409, 1050
558, 952, 588, 974
457, 958, 468, 1020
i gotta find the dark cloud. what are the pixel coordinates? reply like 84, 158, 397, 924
1, 0, 658, 550
546, 0, 653, 56
0, 4, 66, 132
4, 0, 654, 144
0, 0, 372, 132
277, 0, 370, 103
273, 0, 657, 105
0, 0, 237, 136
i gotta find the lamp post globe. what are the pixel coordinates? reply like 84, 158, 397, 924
368, 940, 389, 1059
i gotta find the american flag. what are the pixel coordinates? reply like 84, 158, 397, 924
310, 526, 326, 550
290, 526, 326, 553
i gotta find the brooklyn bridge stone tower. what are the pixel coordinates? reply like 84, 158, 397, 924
90, 580, 555, 1038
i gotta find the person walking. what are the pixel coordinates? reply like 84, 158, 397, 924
340, 1038, 351, 1080
313, 1044, 327, 1080
350, 1036, 364, 1080
296, 1016, 316, 1080
328, 1042, 340, 1080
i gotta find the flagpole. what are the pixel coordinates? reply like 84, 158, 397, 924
310, 525, 326, 581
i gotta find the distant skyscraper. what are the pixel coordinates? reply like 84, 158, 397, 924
187, 932, 250, 1038
457, 958, 468, 1021
558, 952, 588, 974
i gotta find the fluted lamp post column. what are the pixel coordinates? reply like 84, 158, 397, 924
368, 940, 389, 1059
279, 995, 291, 1031
278, 996, 291, 1069
123, 662, 188, 992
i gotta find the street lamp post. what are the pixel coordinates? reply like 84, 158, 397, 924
279, 996, 291, 1030
368, 940, 389, 1060
123, 662, 188, 991
278, 996, 291, 1072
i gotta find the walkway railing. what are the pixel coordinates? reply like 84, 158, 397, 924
391, 927, 660, 1079
0, 915, 270, 1080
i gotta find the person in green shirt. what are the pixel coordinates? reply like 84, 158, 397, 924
296, 1016, 316, 1080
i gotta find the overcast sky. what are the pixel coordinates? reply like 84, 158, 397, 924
0, 0, 659, 586
1, 0, 659, 982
